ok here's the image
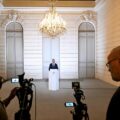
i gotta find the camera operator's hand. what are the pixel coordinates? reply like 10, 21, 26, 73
9, 87, 19, 99
3, 87, 19, 107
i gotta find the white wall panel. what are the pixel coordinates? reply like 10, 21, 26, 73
96, 0, 120, 86
0, 19, 6, 77
60, 27, 78, 79
23, 18, 42, 78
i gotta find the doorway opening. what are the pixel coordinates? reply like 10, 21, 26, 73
78, 22, 95, 79
6, 22, 24, 79
42, 37, 60, 79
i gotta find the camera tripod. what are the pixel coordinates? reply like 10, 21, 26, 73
15, 84, 33, 120
15, 73, 33, 120
71, 102, 89, 120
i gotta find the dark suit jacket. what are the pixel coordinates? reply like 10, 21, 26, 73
106, 87, 120, 120
49, 63, 58, 71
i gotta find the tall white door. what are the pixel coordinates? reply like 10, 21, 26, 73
43, 37, 60, 79
78, 22, 95, 79
6, 22, 23, 79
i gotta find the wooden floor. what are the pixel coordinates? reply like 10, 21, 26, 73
0, 79, 116, 120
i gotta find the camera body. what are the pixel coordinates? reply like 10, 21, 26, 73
11, 73, 33, 88
72, 82, 80, 90
18, 72, 33, 87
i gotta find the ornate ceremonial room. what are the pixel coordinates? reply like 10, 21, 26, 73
0, 0, 120, 120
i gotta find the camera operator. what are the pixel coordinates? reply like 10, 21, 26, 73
106, 46, 120, 120
0, 76, 18, 120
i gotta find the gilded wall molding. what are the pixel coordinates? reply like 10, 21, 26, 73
0, 10, 23, 28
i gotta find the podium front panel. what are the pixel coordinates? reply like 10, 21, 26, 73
49, 69, 59, 90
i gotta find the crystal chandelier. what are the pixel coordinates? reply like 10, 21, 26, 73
39, 0, 66, 36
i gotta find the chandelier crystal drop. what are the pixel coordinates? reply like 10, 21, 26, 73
39, 2, 66, 36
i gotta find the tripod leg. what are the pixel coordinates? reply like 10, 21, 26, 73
15, 110, 31, 120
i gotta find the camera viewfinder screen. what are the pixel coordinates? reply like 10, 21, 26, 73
11, 78, 19, 83
65, 102, 74, 107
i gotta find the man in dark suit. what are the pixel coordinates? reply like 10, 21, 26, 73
106, 46, 120, 120
49, 59, 58, 71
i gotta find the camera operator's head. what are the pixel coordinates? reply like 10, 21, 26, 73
107, 46, 120, 81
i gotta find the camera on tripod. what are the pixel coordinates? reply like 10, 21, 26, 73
14, 72, 34, 120
65, 82, 89, 120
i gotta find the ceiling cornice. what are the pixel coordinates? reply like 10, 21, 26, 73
3, 0, 95, 7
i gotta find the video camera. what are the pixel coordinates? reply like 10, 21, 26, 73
72, 82, 80, 90
18, 72, 33, 88
65, 82, 89, 120
11, 72, 33, 88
